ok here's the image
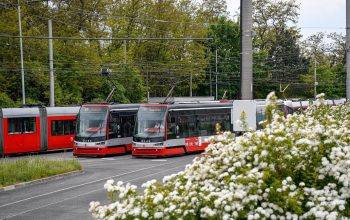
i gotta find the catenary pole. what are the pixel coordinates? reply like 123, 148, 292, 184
18, 0, 26, 105
147, 71, 149, 102
49, 19, 54, 107
240, 0, 253, 100
123, 40, 127, 64
190, 73, 192, 97
347, 0, 350, 100
209, 67, 212, 97
215, 49, 218, 100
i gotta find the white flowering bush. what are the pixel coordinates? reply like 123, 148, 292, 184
90, 93, 350, 219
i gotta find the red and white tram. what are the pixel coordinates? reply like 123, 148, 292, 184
73, 103, 139, 157
132, 102, 233, 157
283, 99, 346, 115
0, 106, 79, 155
131, 98, 347, 157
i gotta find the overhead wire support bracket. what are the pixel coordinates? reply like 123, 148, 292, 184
162, 85, 176, 104
101, 68, 118, 103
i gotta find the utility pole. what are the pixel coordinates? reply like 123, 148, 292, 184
240, 0, 253, 100
147, 71, 149, 102
48, 20, 54, 107
18, 0, 25, 105
347, 0, 350, 100
209, 67, 212, 97
215, 49, 218, 100
123, 40, 127, 64
190, 73, 192, 97
314, 56, 317, 98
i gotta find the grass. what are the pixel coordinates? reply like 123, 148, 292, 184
0, 157, 82, 187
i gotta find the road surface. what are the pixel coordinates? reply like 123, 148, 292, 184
0, 152, 197, 220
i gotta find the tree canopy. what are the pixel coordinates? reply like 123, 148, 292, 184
0, 0, 346, 107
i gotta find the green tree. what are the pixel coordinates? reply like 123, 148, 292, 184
198, 17, 240, 99
198, 0, 228, 22
253, 0, 308, 98
0, 93, 15, 108
301, 32, 346, 98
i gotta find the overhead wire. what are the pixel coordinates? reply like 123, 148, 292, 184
0, 6, 345, 93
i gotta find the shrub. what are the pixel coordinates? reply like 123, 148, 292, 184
90, 93, 350, 220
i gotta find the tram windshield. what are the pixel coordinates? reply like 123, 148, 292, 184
75, 106, 108, 142
134, 106, 167, 142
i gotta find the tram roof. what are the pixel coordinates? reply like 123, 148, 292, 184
143, 101, 233, 110
108, 103, 140, 111
1, 107, 40, 118
46, 106, 80, 116
81, 103, 140, 110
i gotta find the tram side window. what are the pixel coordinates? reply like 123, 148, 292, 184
198, 114, 212, 136
67, 120, 76, 134
256, 111, 265, 130
8, 117, 36, 134
176, 110, 200, 138
213, 108, 231, 132
109, 112, 120, 139
211, 113, 230, 133
51, 120, 75, 136
223, 113, 231, 131
168, 112, 178, 139
188, 114, 198, 137
177, 115, 189, 138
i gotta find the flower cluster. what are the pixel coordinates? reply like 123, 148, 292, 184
90, 95, 350, 219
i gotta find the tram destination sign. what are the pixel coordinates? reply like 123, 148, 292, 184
83, 106, 106, 112
142, 106, 166, 112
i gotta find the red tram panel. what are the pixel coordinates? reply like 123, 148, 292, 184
1, 108, 41, 154
47, 107, 80, 151
0, 106, 79, 155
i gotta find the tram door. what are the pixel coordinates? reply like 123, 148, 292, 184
119, 112, 135, 138
109, 111, 136, 139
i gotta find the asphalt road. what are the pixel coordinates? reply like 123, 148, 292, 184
0, 151, 197, 220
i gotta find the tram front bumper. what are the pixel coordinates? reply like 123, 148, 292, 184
73, 145, 127, 156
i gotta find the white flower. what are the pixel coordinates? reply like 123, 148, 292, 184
316, 93, 325, 99
154, 212, 163, 219
106, 179, 114, 185
153, 193, 164, 204
141, 211, 149, 218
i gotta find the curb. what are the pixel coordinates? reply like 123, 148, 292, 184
0, 170, 84, 192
